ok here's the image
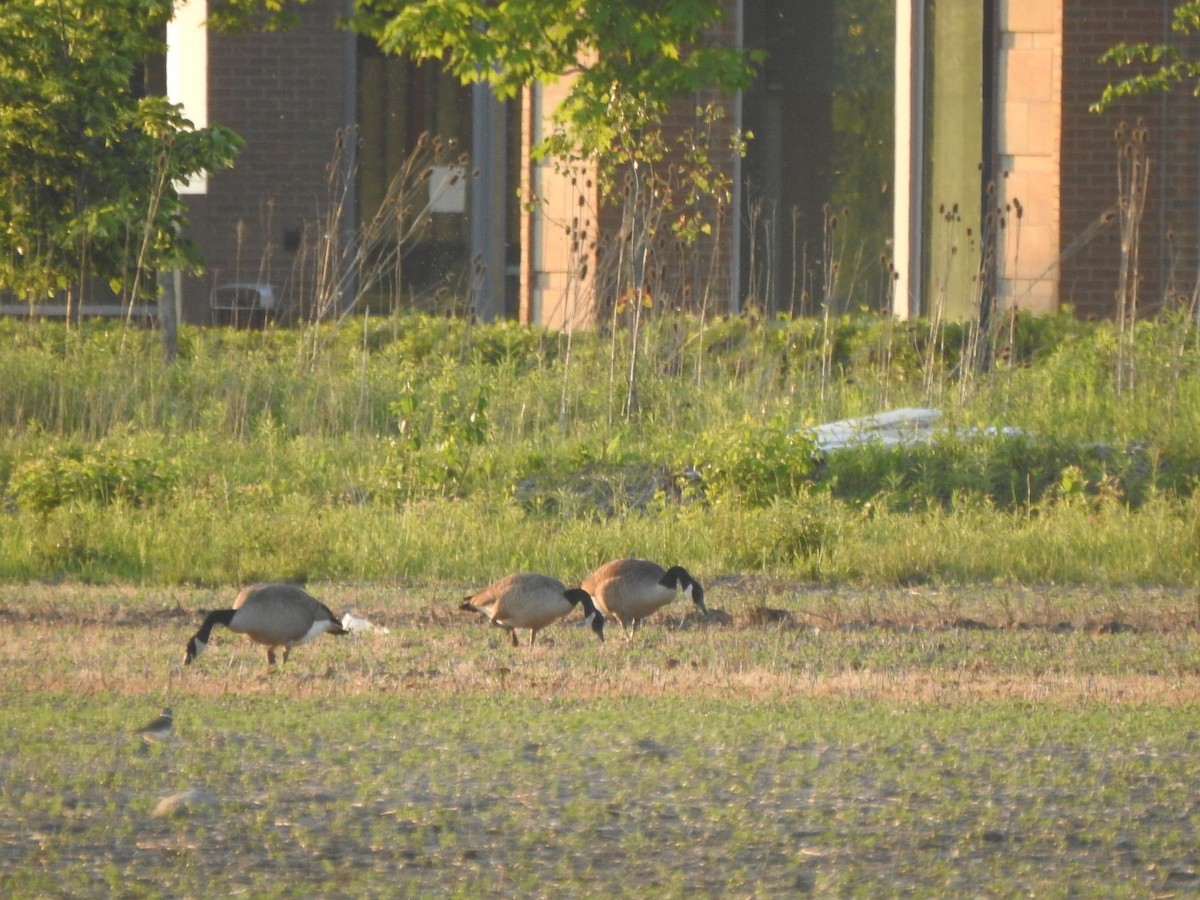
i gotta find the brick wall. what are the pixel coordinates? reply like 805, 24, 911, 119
186, 0, 744, 327
521, 73, 599, 332
996, 1, 1062, 314
182, 0, 352, 323
1060, 0, 1200, 318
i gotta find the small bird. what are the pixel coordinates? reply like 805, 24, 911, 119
136, 707, 174, 743
582, 558, 707, 635
460, 573, 605, 646
184, 583, 348, 667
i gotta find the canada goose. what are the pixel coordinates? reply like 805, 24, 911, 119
581, 558, 707, 634
460, 573, 605, 646
135, 707, 174, 743
184, 583, 348, 666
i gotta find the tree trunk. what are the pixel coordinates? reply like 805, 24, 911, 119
158, 269, 180, 364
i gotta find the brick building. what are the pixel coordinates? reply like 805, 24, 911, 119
1057, 1, 1200, 317
164, 0, 1200, 327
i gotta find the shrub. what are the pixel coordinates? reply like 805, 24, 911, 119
8, 445, 175, 513
692, 415, 817, 507
819, 434, 1159, 512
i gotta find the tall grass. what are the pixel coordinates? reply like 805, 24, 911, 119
1, 309, 1200, 585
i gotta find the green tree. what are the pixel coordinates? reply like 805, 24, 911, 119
207, 0, 309, 32
0, 0, 242, 309
351, 0, 758, 171
1092, 1, 1200, 110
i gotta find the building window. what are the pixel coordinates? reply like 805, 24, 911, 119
357, 38, 472, 309
741, 0, 895, 315
921, 0, 986, 320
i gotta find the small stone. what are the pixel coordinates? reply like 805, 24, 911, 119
152, 788, 216, 818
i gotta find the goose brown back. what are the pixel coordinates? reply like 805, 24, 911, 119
581, 558, 706, 635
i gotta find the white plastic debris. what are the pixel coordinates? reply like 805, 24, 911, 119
807, 408, 1022, 456
341, 612, 389, 634
808, 408, 944, 453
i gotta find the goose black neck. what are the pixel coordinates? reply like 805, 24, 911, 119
564, 588, 591, 609
662, 566, 691, 588
196, 608, 237, 641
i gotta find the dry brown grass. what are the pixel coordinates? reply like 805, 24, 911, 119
5, 580, 1200, 897
3, 579, 1198, 707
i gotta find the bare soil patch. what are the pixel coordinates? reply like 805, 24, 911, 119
2, 580, 1199, 705
3, 581, 1200, 896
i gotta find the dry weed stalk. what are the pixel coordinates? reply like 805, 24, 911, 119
923, 202, 959, 396
549, 105, 740, 422
959, 178, 1022, 398
291, 130, 473, 332
1114, 120, 1150, 395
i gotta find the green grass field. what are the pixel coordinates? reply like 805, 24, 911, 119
3, 312, 1200, 894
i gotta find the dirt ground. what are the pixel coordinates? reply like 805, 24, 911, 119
2, 581, 1200, 896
